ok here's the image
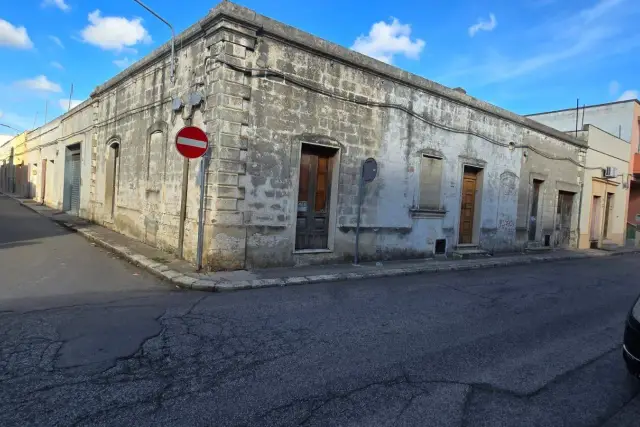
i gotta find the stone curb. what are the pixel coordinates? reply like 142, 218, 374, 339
191, 250, 640, 292
5, 191, 639, 293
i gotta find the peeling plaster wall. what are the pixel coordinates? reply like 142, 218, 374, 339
239, 36, 548, 267
3, 2, 589, 271
92, 35, 211, 262
528, 100, 640, 246
9, 18, 215, 265
6, 103, 96, 215
515, 131, 585, 248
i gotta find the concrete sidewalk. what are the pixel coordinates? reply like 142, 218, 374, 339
3, 191, 639, 292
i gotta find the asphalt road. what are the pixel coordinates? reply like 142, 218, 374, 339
1, 194, 640, 426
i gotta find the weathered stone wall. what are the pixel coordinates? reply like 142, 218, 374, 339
240, 36, 528, 267
3, 1, 589, 271
515, 131, 585, 248
199, 19, 254, 270
212, 11, 585, 267
5, 102, 96, 214
91, 31, 211, 261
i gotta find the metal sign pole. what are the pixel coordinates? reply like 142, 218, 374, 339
196, 153, 207, 271
175, 125, 209, 269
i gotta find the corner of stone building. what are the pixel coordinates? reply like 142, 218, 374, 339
88, 101, 100, 222
201, 17, 256, 271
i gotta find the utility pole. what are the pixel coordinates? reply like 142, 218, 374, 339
68, 84, 74, 112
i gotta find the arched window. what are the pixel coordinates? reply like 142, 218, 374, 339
146, 122, 168, 191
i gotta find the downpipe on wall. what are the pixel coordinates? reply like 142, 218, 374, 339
177, 157, 189, 258
196, 150, 209, 271
576, 181, 584, 249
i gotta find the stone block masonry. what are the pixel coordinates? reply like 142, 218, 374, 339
202, 21, 253, 270
214, 4, 585, 268
0, 1, 593, 271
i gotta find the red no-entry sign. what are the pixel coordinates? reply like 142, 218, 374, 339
175, 126, 209, 159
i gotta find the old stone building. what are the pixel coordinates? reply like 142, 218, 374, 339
515, 129, 586, 249
0, 2, 589, 270
528, 100, 640, 246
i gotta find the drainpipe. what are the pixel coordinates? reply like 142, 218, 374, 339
177, 157, 189, 258
195, 152, 209, 271
576, 181, 584, 249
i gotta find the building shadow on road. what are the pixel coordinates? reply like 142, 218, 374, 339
0, 241, 39, 250
0, 195, 70, 247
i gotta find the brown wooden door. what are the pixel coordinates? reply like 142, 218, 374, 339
603, 193, 613, 239
459, 171, 477, 244
590, 196, 601, 241
295, 147, 333, 250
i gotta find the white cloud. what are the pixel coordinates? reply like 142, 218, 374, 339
438, 0, 637, 87
618, 90, 638, 101
0, 19, 33, 49
17, 75, 62, 93
49, 35, 64, 48
351, 18, 425, 64
469, 13, 497, 37
113, 57, 134, 69
609, 80, 620, 96
59, 98, 82, 111
42, 0, 70, 12
50, 61, 64, 70
81, 10, 151, 52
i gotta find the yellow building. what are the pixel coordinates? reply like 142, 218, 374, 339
0, 132, 28, 195
576, 125, 631, 249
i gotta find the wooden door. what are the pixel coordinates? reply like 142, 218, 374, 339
295, 148, 333, 250
459, 171, 477, 244
603, 193, 613, 239
590, 196, 601, 241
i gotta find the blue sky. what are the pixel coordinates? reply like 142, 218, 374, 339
1, 0, 639, 134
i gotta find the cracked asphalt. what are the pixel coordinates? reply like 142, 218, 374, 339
2, 194, 640, 426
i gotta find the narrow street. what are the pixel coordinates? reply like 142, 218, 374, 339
1, 194, 640, 426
